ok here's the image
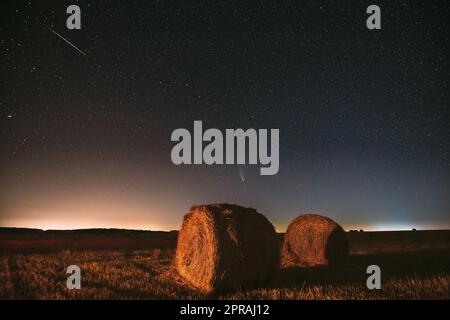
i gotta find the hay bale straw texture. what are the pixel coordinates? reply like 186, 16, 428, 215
175, 203, 278, 293
281, 214, 348, 267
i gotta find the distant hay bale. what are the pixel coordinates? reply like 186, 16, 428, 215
175, 203, 278, 293
281, 214, 348, 267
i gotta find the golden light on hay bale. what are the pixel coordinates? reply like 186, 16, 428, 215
175, 203, 278, 293
281, 213, 348, 267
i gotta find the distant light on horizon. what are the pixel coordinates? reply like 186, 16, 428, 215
344, 222, 450, 232
2, 217, 449, 232
0, 216, 173, 232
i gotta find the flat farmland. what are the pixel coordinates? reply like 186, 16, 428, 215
0, 229, 449, 299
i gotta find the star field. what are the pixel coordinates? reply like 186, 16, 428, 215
0, 1, 449, 231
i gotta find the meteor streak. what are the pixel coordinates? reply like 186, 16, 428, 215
44, 24, 86, 56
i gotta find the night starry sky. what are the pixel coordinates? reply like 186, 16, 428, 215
0, 1, 449, 231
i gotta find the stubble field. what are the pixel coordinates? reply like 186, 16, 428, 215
0, 229, 449, 300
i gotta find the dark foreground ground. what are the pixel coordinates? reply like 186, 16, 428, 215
0, 228, 449, 299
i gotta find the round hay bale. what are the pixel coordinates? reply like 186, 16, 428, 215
175, 203, 278, 293
281, 214, 348, 267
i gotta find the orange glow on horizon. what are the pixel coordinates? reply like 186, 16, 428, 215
2, 217, 449, 232
0, 217, 173, 232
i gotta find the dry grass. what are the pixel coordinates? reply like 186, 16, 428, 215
0, 230, 449, 300
0, 247, 449, 300
0, 249, 203, 299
